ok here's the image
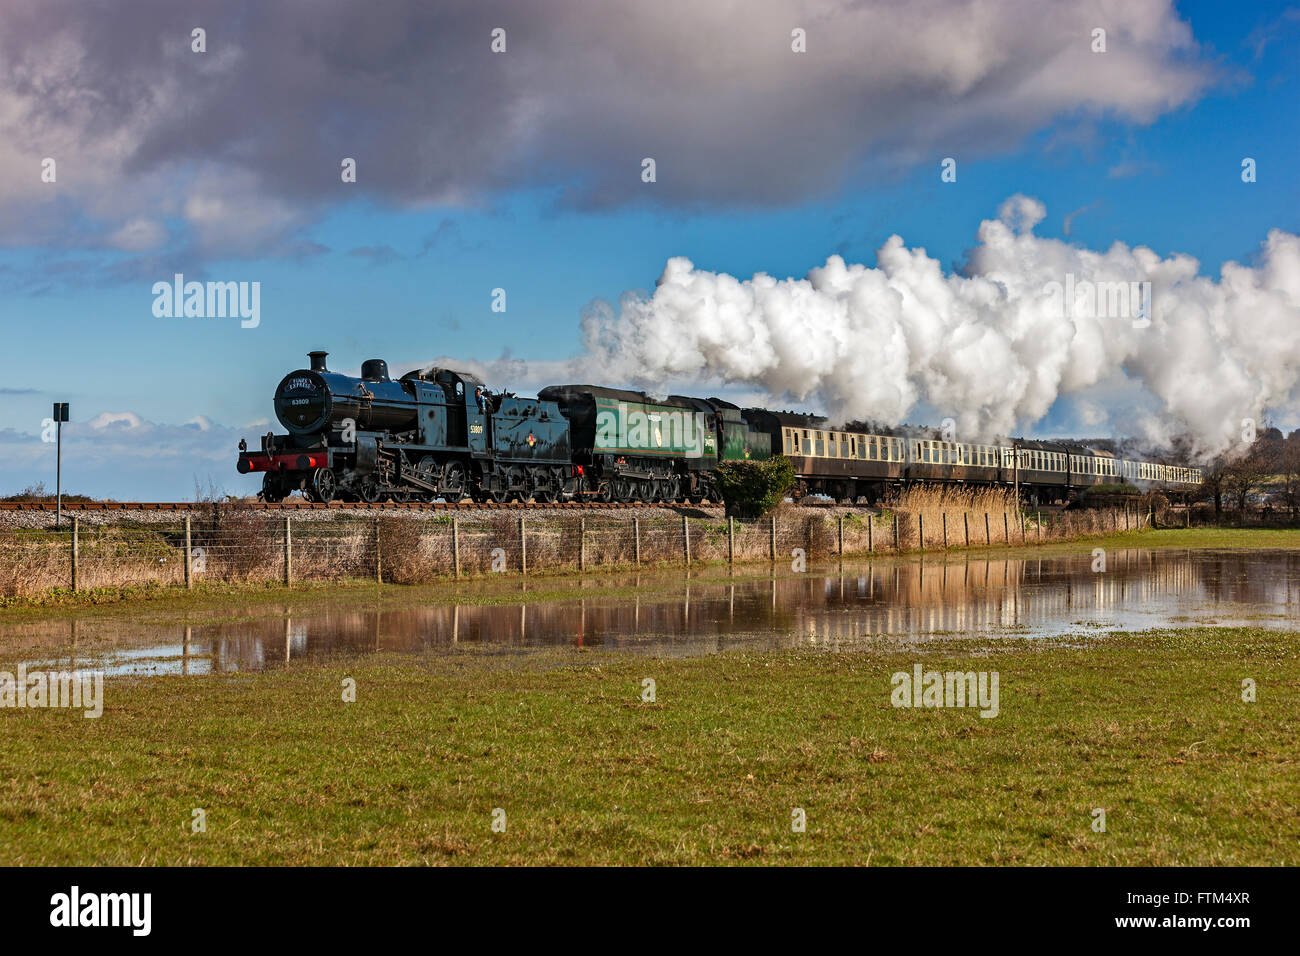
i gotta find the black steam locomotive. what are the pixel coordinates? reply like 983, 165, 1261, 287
237, 351, 766, 503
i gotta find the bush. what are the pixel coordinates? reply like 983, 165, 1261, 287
715, 458, 796, 522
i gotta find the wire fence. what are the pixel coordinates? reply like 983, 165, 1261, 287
0, 503, 1158, 598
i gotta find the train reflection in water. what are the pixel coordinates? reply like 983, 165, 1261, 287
17, 548, 1300, 677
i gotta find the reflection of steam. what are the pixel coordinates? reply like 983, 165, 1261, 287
581, 197, 1300, 457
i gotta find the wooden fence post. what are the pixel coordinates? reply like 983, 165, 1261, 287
1020, 513, 1026, 543
374, 517, 382, 583
184, 515, 192, 589
918, 514, 924, 552
728, 517, 735, 565
682, 516, 690, 565
1003, 513, 1009, 545
837, 515, 844, 556
893, 513, 899, 551
452, 516, 461, 579
71, 516, 79, 592
770, 515, 777, 561
1036, 511, 1042, 541
942, 512, 948, 549
868, 515, 874, 552
579, 518, 586, 571
984, 512, 991, 546
634, 517, 641, 567
283, 516, 292, 587
963, 512, 970, 547
519, 517, 527, 575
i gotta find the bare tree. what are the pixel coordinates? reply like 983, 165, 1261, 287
1278, 429, 1300, 520
1223, 428, 1281, 513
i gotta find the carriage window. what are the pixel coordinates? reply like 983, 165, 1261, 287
814, 433, 824, 457
802, 430, 812, 455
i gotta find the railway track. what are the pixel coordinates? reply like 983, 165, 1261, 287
0, 500, 726, 512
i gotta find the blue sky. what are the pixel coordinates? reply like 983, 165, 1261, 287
1, 0, 1297, 499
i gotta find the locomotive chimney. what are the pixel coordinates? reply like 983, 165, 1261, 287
308, 351, 329, 372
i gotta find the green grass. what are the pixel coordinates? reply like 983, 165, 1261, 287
1, 626, 1295, 865
1081, 526, 1300, 551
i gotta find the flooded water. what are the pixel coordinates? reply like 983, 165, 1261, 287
4, 548, 1298, 677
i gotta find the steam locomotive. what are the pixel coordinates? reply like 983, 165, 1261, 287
237, 351, 768, 503
237, 351, 1202, 504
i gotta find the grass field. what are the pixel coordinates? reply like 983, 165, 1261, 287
1, 626, 1295, 865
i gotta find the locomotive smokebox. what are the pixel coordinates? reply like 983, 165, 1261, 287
308, 351, 329, 372
361, 359, 390, 382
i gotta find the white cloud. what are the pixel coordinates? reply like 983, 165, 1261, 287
89, 411, 142, 430
107, 218, 167, 251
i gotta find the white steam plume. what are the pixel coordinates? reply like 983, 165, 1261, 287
581, 196, 1300, 456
